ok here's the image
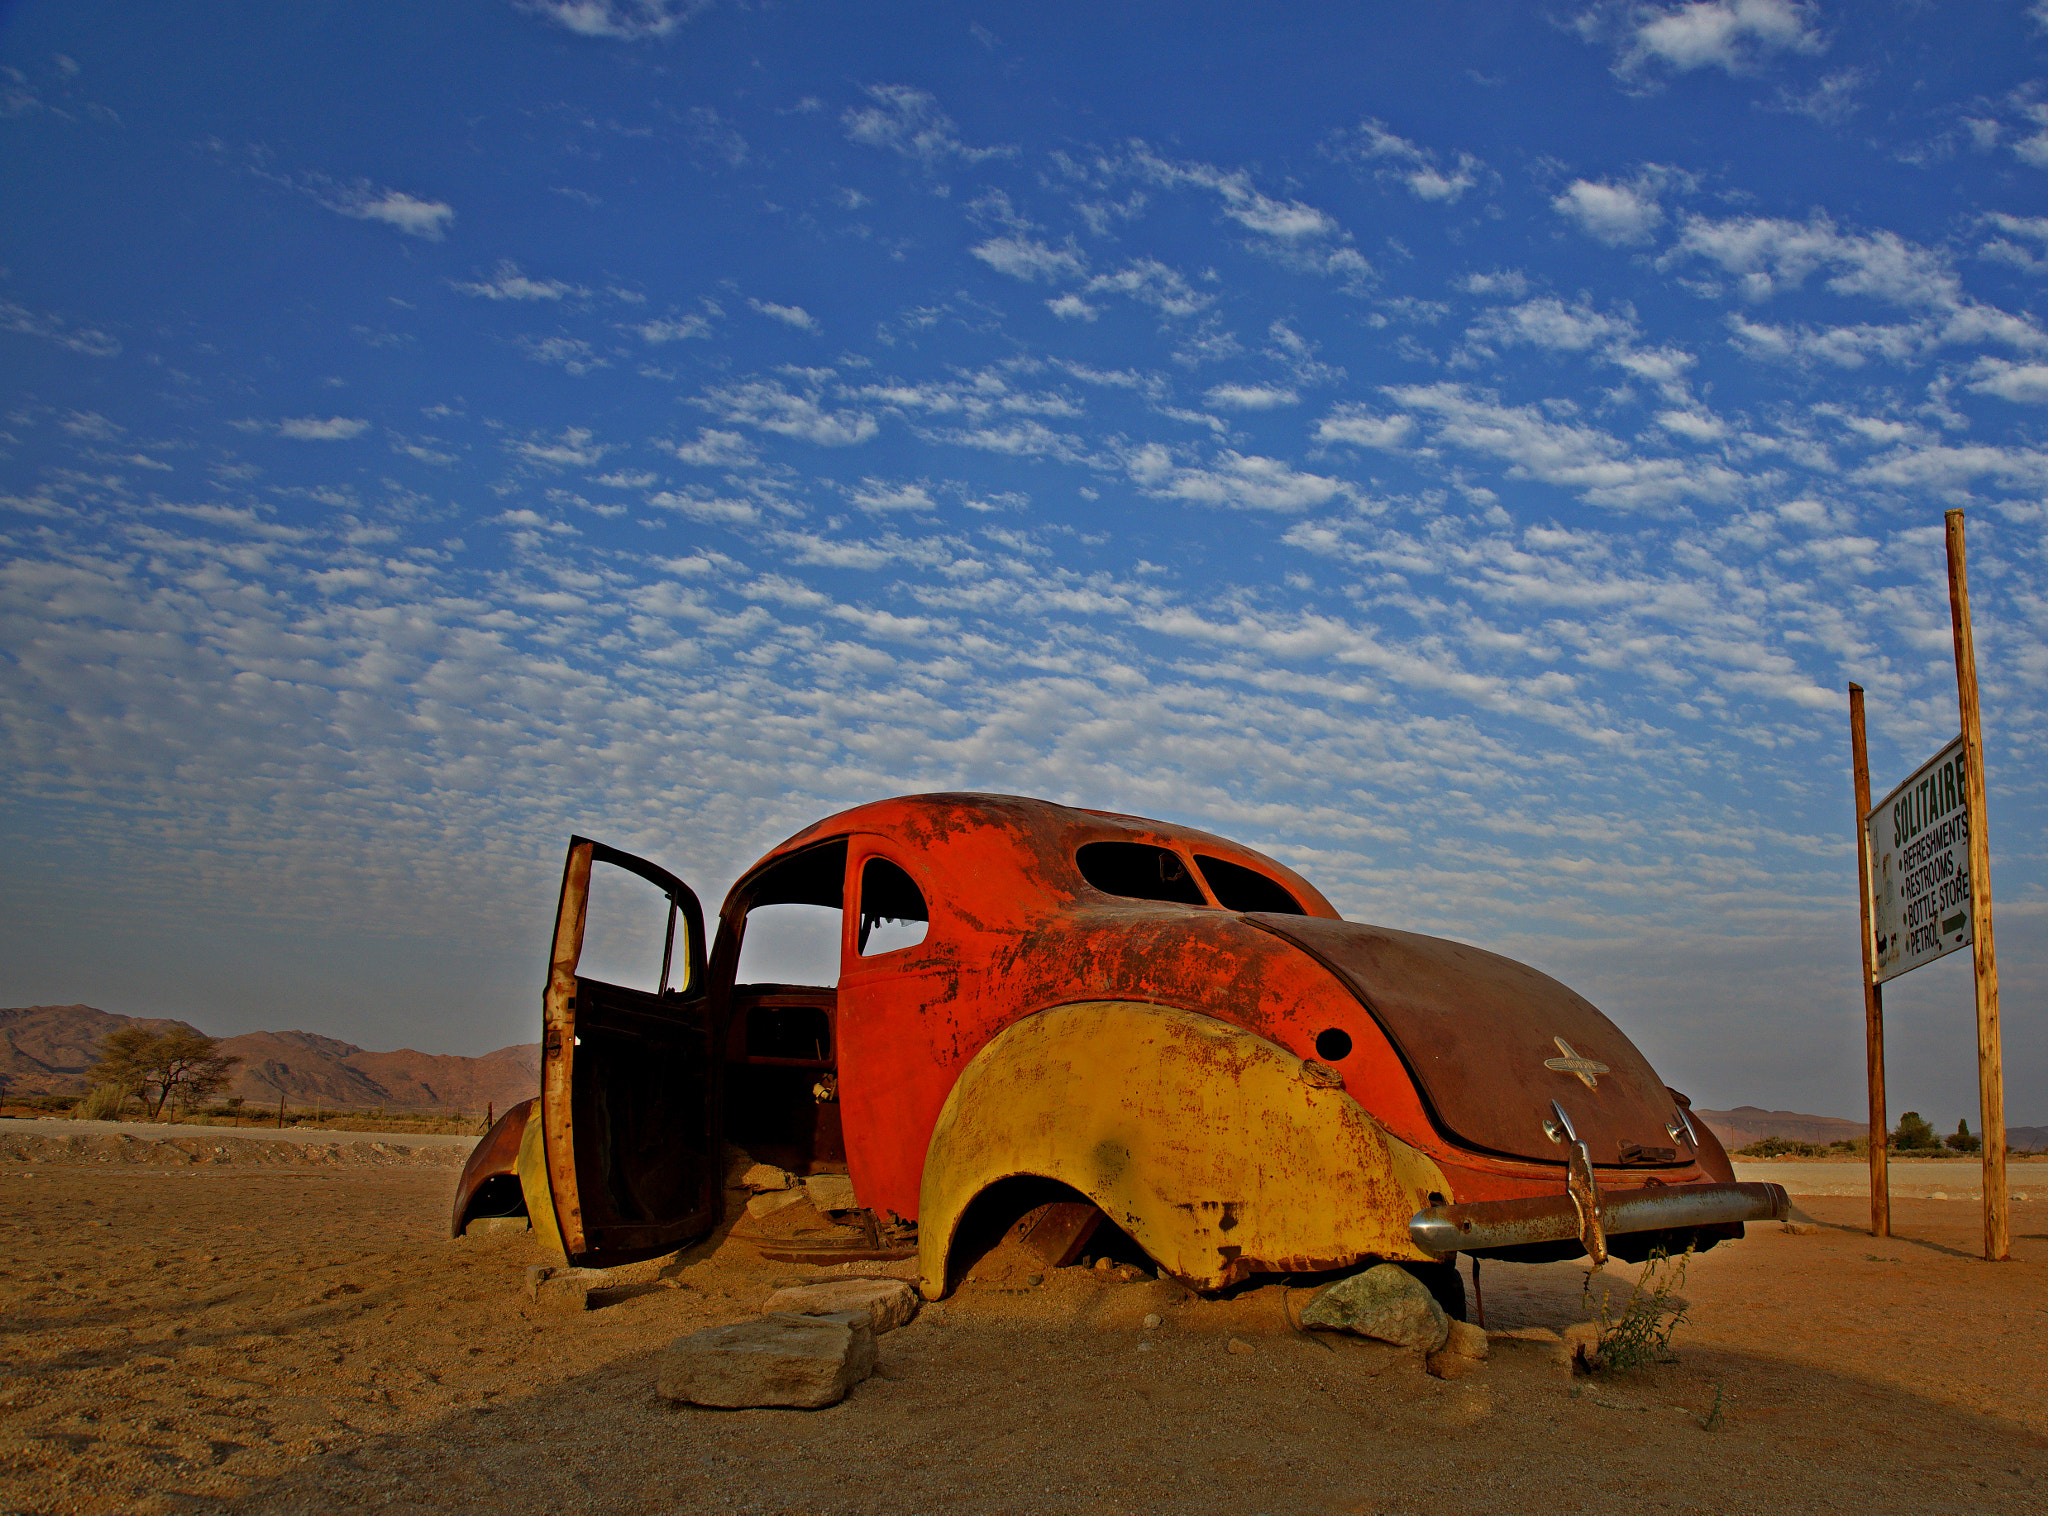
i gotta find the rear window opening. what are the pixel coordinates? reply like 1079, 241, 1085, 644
1075, 841, 1207, 905
857, 856, 929, 956
1195, 854, 1304, 914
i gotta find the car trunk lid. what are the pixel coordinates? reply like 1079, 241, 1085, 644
1248, 914, 1687, 1166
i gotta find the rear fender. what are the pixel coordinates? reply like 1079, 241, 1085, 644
915, 1000, 1450, 1297
450, 1100, 533, 1238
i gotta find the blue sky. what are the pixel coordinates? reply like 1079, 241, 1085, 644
3, 0, 2044, 1131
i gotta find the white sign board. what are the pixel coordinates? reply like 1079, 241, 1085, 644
1866, 734, 1974, 984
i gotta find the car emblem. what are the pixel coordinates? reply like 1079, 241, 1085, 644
1543, 1037, 1609, 1090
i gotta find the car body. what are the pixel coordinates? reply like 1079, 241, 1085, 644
451, 792, 1786, 1297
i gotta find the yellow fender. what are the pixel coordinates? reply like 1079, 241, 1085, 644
916, 1000, 1450, 1297
514, 1098, 568, 1260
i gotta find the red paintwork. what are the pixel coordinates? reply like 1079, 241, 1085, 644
711, 793, 1728, 1225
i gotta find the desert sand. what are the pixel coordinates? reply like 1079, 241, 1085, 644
1, 1133, 2044, 1516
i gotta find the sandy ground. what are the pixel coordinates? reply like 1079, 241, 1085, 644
2, 1145, 2045, 1516
1732, 1158, 2044, 1200
10, 1120, 477, 1150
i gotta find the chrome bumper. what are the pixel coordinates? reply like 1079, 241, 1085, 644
1409, 1180, 1790, 1260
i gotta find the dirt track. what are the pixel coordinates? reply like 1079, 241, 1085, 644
1, 1150, 2044, 1515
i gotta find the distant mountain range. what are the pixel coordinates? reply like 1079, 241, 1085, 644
6, 1004, 2042, 1147
0, 1004, 538, 1116
1696, 1104, 2048, 1154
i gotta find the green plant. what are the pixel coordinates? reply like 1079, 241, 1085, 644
1735, 1135, 1823, 1158
77, 1083, 128, 1121
92, 1027, 241, 1120
1946, 1119, 1981, 1153
1583, 1247, 1692, 1373
1890, 1111, 1941, 1151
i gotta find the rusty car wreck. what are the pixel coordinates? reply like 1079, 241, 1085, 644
452, 792, 1787, 1305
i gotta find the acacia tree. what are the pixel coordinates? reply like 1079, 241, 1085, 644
1890, 1111, 1940, 1151
92, 1027, 241, 1121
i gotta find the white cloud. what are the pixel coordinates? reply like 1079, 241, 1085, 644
1768, 67, 1865, 125
1664, 212, 1961, 307
970, 236, 1087, 282
634, 314, 711, 342
1314, 406, 1417, 451
663, 428, 757, 468
0, 298, 120, 357
275, 416, 370, 441
519, 1, 707, 40
452, 262, 586, 301
1582, 0, 1826, 79
749, 299, 820, 331
325, 186, 454, 240
1205, 384, 1299, 410
1330, 119, 1485, 203
1966, 360, 2048, 405
699, 379, 878, 446
1467, 297, 1638, 352
1126, 445, 1351, 513
1047, 294, 1097, 321
1656, 408, 1729, 441
1128, 148, 1342, 239
1378, 383, 1746, 509
842, 85, 1010, 168
514, 428, 608, 468
848, 479, 937, 513
1078, 259, 1209, 317
1553, 173, 1668, 246
1456, 271, 1532, 299
519, 335, 608, 374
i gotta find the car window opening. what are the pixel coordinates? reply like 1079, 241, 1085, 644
725, 840, 849, 1176
733, 839, 849, 990
1075, 841, 1208, 906
1194, 854, 1306, 915
858, 856, 929, 956
576, 860, 686, 992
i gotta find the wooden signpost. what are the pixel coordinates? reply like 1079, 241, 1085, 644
1847, 509, 2007, 1261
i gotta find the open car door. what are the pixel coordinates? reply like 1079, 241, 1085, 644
540, 836, 718, 1267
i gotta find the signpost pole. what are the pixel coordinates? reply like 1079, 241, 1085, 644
1848, 683, 1889, 1238
1944, 509, 2007, 1263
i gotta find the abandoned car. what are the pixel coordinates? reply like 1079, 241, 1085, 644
452, 792, 1787, 1301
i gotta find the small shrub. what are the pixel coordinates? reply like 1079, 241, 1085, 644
78, 1084, 128, 1121
1734, 1135, 1823, 1158
1584, 1248, 1692, 1373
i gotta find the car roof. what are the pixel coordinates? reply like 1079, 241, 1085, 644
733, 791, 1339, 921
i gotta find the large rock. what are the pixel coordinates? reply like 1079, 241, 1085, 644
1442, 1319, 1489, 1360
803, 1173, 858, 1212
657, 1312, 876, 1409
1299, 1264, 1450, 1351
741, 1163, 795, 1193
763, 1278, 919, 1334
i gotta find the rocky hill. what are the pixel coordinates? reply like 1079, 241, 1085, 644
1696, 1104, 2048, 1153
1694, 1105, 1867, 1149
0, 1004, 538, 1116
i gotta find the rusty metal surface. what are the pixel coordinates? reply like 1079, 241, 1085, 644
1246, 912, 1694, 1167
449, 1099, 530, 1237
1408, 1180, 1791, 1257
1008, 1201, 1102, 1269
527, 792, 1739, 1289
916, 999, 1452, 1296
540, 836, 721, 1268
1566, 1140, 1607, 1265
